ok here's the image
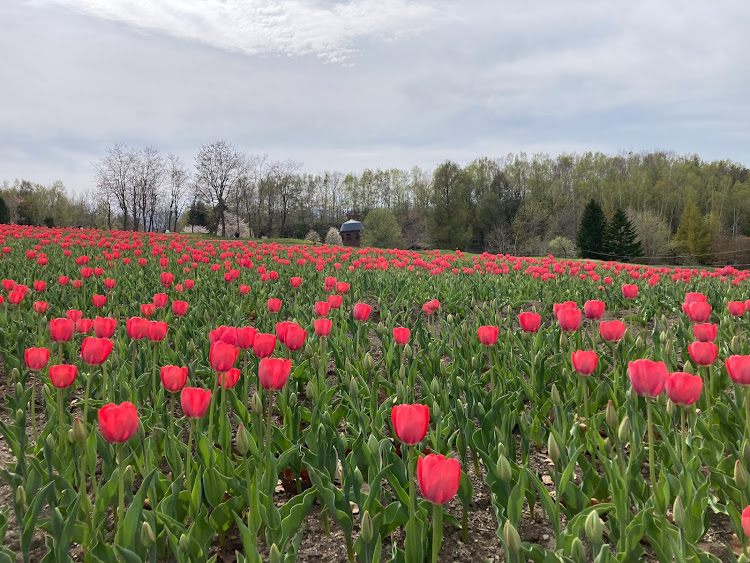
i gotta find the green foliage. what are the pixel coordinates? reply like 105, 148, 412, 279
428, 162, 473, 250
674, 201, 712, 264
0, 197, 8, 224
361, 208, 401, 248
548, 236, 576, 258
602, 209, 643, 262
188, 201, 209, 228
577, 199, 607, 259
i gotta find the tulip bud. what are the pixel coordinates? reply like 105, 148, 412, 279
236, 423, 249, 456
398, 365, 406, 382
349, 378, 358, 397
559, 332, 567, 349
289, 392, 297, 406
446, 313, 454, 324
666, 399, 675, 417
570, 537, 586, 563
15, 409, 24, 424
664, 339, 673, 358
635, 336, 644, 350
477, 403, 486, 419
659, 332, 667, 345
603, 438, 612, 455
547, 434, 560, 466
376, 322, 385, 337
305, 380, 318, 402
363, 352, 374, 372
618, 416, 630, 443
124, 465, 134, 488
735, 460, 748, 490
15, 381, 23, 397
178, 534, 190, 558
432, 402, 441, 419
740, 555, 749, 563
140, 521, 155, 547
46, 433, 56, 451
550, 384, 562, 407
743, 440, 750, 464
15, 485, 26, 507
354, 467, 363, 488
496, 454, 511, 483
585, 511, 603, 544
311, 353, 320, 371
403, 344, 413, 359
497, 442, 506, 456
732, 335, 741, 355
672, 495, 685, 528
683, 361, 693, 375
470, 356, 478, 371
269, 544, 282, 563
605, 401, 618, 431
304, 343, 314, 360
430, 378, 440, 398
188, 339, 197, 357
361, 510, 374, 543
72, 417, 87, 443
456, 376, 465, 390
502, 520, 521, 554
251, 393, 263, 416
67, 429, 75, 444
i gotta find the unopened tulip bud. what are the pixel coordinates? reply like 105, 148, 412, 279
618, 416, 630, 443
666, 399, 675, 417
349, 378, 358, 397
605, 401, 618, 431
446, 313, 453, 324
497, 442, 506, 456
547, 434, 560, 466
570, 537, 586, 563
673, 495, 685, 528
305, 380, 317, 402
585, 511, 603, 543
603, 438, 612, 455
140, 521, 155, 547
269, 544, 282, 563
363, 352, 374, 372
124, 465, 134, 488
470, 356, 478, 371
456, 376, 465, 390
559, 332, 567, 349
361, 510, 374, 543
236, 423, 249, 456
376, 322, 385, 337
398, 365, 406, 382
403, 344, 412, 359
683, 361, 693, 375
289, 392, 297, 406
311, 353, 320, 371
354, 467, 363, 488
730, 335, 740, 354
477, 403, 486, 418
178, 534, 190, 558
304, 343, 314, 360
496, 454, 511, 483
46, 433, 56, 451
659, 332, 667, 345
743, 440, 750, 464
664, 340, 673, 358
635, 336, 644, 349
72, 416, 87, 443
432, 402, 441, 419
67, 429, 75, 444
739, 554, 749, 563
251, 393, 263, 416
15, 381, 23, 397
503, 520, 521, 554
550, 384, 562, 407
430, 378, 440, 397
15, 409, 24, 424
15, 485, 25, 507
735, 460, 748, 490
188, 339, 196, 356
137, 420, 145, 441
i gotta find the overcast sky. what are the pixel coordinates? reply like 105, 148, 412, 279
1, 0, 749, 192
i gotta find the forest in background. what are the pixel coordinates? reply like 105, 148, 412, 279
1, 144, 749, 265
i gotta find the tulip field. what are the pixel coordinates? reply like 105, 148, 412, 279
4, 225, 750, 562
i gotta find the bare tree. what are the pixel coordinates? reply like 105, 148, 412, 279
166, 154, 190, 232
94, 143, 136, 230
194, 141, 246, 236
271, 159, 303, 235
132, 147, 165, 232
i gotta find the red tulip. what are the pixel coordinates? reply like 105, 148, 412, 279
685, 292, 707, 305
210, 325, 238, 347
314, 318, 333, 337
258, 357, 292, 391
518, 312, 541, 333
76, 318, 93, 334
553, 302, 577, 318
284, 325, 307, 351
58, 276, 70, 286
477, 326, 499, 346
238, 284, 250, 295
160, 272, 175, 287
33, 301, 48, 314
583, 300, 605, 320
336, 282, 350, 294
81, 337, 114, 365
8, 291, 24, 305
314, 301, 331, 317
417, 454, 461, 505
66, 309, 83, 321
33, 280, 47, 292
621, 284, 638, 299
353, 303, 372, 322
685, 302, 711, 323
218, 367, 241, 389
688, 341, 717, 367
290, 277, 302, 288
391, 404, 429, 445
743, 506, 750, 538
276, 321, 295, 344
210, 341, 239, 372
328, 294, 343, 309
728, 301, 746, 317
25, 347, 50, 371
126, 317, 149, 340
237, 326, 257, 349
692, 323, 717, 342
147, 321, 168, 342
50, 318, 75, 342
93, 316, 117, 338
161, 366, 188, 392
181, 387, 211, 419
140, 303, 156, 318
267, 298, 282, 313
172, 300, 189, 316
393, 327, 411, 345
726, 356, 750, 385
599, 320, 626, 342
2, 279, 16, 291
104, 278, 116, 289
92, 294, 107, 308
98, 402, 138, 443
628, 359, 667, 397
665, 372, 702, 406
49, 364, 78, 389
557, 308, 581, 332
253, 333, 277, 358
153, 293, 168, 309
571, 350, 598, 376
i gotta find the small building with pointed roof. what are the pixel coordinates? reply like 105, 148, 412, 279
340, 219, 363, 247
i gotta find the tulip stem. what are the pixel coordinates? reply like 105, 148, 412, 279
82, 369, 93, 426
647, 398, 656, 497
744, 387, 750, 442
407, 446, 416, 556
680, 407, 687, 467
117, 443, 125, 539
704, 366, 712, 429
265, 392, 273, 469
208, 376, 219, 444
185, 421, 194, 513
130, 345, 137, 404
431, 503, 443, 563
30, 372, 37, 443
611, 343, 619, 409
581, 377, 589, 422
151, 344, 158, 408
57, 388, 65, 455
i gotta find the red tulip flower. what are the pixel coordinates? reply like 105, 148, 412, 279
685, 302, 711, 323
92, 294, 107, 308
237, 326, 257, 349
728, 301, 746, 317
665, 372, 702, 406
284, 325, 307, 351
557, 308, 582, 332
8, 291, 24, 305
743, 506, 750, 538
290, 277, 302, 288
104, 278, 116, 289
33, 280, 47, 292
628, 359, 667, 397
692, 323, 717, 342
140, 303, 156, 318
66, 309, 83, 322
314, 301, 331, 317
238, 284, 250, 295
98, 402, 138, 443
599, 320, 626, 342
161, 366, 188, 392
81, 337, 114, 365
621, 284, 638, 299
267, 298, 282, 313
172, 300, 189, 316
336, 282, 350, 294
253, 333, 277, 358
258, 357, 293, 391
477, 326, 499, 346
76, 318, 93, 334
2, 279, 16, 291
688, 341, 717, 367
583, 300, 605, 320
518, 312, 541, 333
393, 327, 411, 345
49, 364, 78, 389
726, 356, 750, 385
181, 387, 211, 419
93, 316, 117, 338
126, 317, 149, 340
50, 318, 75, 342
33, 301, 48, 314
147, 321, 168, 342
685, 292, 707, 305
160, 272, 175, 288
210, 325, 238, 347
571, 350, 598, 376
328, 294, 343, 309
391, 404, 429, 445
58, 276, 70, 286
353, 303, 372, 321
153, 293, 168, 309
553, 301, 577, 318
210, 341, 239, 372
218, 367, 241, 389
314, 318, 333, 337
25, 347, 50, 371
417, 454, 461, 505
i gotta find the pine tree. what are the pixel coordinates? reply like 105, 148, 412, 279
0, 197, 9, 224
603, 209, 643, 262
675, 201, 712, 264
576, 199, 607, 259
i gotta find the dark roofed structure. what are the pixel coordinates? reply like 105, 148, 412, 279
340, 219, 363, 247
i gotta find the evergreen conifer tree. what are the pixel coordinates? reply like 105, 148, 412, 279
576, 199, 607, 258
603, 209, 643, 262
